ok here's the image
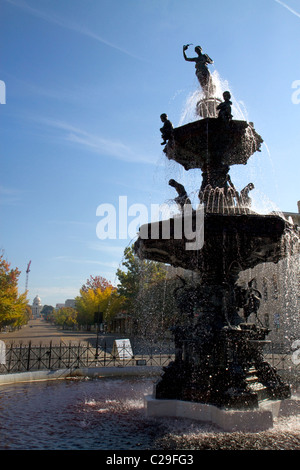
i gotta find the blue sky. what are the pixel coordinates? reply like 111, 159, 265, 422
1, 0, 300, 306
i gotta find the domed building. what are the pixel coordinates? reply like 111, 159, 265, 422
31, 295, 43, 318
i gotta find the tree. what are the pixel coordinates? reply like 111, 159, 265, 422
0, 252, 28, 330
53, 307, 77, 328
75, 277, 117, 328
116, 246, 142, 312
81, 275, 113, 293
41, 305, 55, 322
116, 245, 172, 335
117, 246, 166, 303
24, 304, 32, 322
134, 277, 179, 339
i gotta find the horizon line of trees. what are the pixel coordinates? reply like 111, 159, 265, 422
46, 246, 180, 336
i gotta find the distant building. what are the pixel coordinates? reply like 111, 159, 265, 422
55, 303, 65, 310
31, 295, 43, 318
55, 299, 76, 310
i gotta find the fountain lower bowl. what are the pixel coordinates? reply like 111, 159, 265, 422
135, 212, 296, 277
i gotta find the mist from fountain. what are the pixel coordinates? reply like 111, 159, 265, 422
178, 70, 248, 126
281, 229, 300, 344
173, 69, 295, 223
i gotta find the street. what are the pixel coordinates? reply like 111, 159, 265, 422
0, 318, 102, 346
0, 318, 175, 357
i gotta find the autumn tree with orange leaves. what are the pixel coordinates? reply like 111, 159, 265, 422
75, 275, 124, 328
0, 252, 28, 330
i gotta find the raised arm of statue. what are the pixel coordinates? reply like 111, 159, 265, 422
183, 44, 215, 97
183, 44, 196, 62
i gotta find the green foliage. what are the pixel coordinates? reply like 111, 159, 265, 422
134, 278, 179, 338
116, 245, 178, 335
41, 305, 55, 321
117, 246, 166, 302
53, 307, 77, 328
75, 278, 121, 327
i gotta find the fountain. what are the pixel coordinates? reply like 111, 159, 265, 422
134, 45, 300, 431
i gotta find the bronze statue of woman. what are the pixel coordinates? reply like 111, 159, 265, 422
183, 44, 215, 96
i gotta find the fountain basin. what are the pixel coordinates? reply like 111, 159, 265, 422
135, 212, 293, 277
164, 118, 263, 170
145, 394, 300, 432
145, 395, 276, 432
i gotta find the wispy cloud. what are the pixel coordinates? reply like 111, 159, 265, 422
274, 0, 300, 19
52, 255, 119, 269
37, 117, 156, 164
0, 185, 24, 205
4, 0, 143, 61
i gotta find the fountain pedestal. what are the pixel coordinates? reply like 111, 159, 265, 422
154, 324, 290, 409
144, 395, 275, 432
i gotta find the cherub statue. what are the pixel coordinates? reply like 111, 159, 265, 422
217, 91, 233, 122
160, 113, 174, 145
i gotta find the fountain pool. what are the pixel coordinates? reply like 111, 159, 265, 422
0, 376, 299, 450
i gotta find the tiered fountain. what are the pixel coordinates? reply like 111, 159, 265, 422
134, 45, 300, 431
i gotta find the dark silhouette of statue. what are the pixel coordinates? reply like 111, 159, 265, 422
236, 279, 262, 322
169, 179, 191, 211
160, 113, 173, 145
240, 182, 254, 207
183, 44, 215, 96
217, 91, 233, 122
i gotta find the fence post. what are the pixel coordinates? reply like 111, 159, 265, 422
18, 343, 23, 371
38, 343, 42, 370
27, 340, 32, 371
58, 342, 62, 369
77, 342, 80, 368
48, 341, 52, 370
86, 343, 90, 367
7, 343, 13, 372
68, 342, 71, 368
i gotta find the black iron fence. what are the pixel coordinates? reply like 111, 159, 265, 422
0, 340, 299, 388
0, 340, 175, 375
264, 351, 300, 387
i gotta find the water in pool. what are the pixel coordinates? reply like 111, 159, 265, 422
0, 377, 299, 450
